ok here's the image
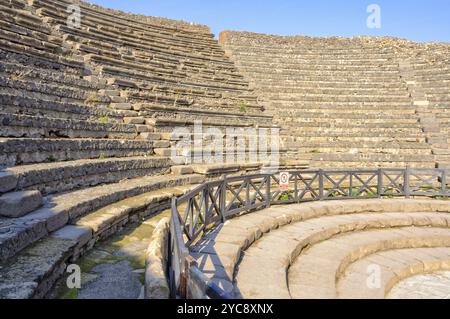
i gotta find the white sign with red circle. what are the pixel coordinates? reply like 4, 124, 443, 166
279, 172, 290, 191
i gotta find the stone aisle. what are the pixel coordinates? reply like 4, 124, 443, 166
50, 211, 170, 299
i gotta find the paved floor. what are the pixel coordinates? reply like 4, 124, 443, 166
388, 271, 450, 299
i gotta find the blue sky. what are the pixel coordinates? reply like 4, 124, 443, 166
87, 0, 450, 42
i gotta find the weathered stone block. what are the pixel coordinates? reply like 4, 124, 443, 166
51, 225, 93, 248
138, 132, 161, 140
0, 190, 43, 218
111, 103, 132, 110
123, 117, 145, 124
154, 148, 172, 156
171, 165, 194, 175
0, 172, 18, 193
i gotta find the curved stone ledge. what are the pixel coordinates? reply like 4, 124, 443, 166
235, 213, 450, 299
288, 227, 450, 299
190, 199, 450, 298
338, 247, 450, 299
145, 217, 170, 299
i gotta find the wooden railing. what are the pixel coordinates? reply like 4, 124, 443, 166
168, 168, 450, 298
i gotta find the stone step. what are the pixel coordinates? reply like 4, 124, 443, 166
70, 184, 197, 257
0, 173, 203, 263
5, 0, 31, 10
0, 38, 84, 70
284, 136, 427, 144
0, 182, 199, 299
0, 137, 158, 167
0, 20, 61, 55
289, 143, 431, 155
285, 131, 426, 139
137, 103, 271, 122
87, 49, 244, 82
237, 58, 398, 67
259, 86, 408, 96
0, 3, 56, 34
274, 110, 417, 118
268, 101, 415, 109
226, 47, 398, 58
238, 63, 400, 73
0, 190, 43, 218
107, 70, 250, 98
267, 94, 411, 103
0, 236, 77, 299
36, 1, 221, 48
0, 92, 122, 123
289, 226, 450, 299
279, 121, 423, 132
414, 74, 450, 82
0, 113, 146, 139
87, 54, 187, 80
264, 90, 410, 99
1, 156, 172, 195
280, 127, 423, 136
338, 247, 450, 299
146, 116, 276, 131
307, 152, 435, 164
420, 80, 450, 89
308, 161, 435, 169
284, 117, 419, 125
189, 198, 450, 297
236, 212, 450, 299
52, 22, 228, 64
0, 59, 105, 91
0, 70, 99, 103
256, 81, 407, 90
241, 69, 403, 80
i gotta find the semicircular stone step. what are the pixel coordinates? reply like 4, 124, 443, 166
337, 247, 450, 299
234, 212, 450, 299
288, 227, 450, 299
0, 190, 43, 218
189, 199, 450, 297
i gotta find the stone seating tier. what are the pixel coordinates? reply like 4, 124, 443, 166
190, 199, 450, 298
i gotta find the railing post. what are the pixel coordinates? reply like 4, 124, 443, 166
349, 171, 353, 198
319, 169, 324, 200
377, 169, 383, 198
220, 177, 227, 222
404, 166, 411, 198
246, 176, 251, 208
203, 185, 210, 227
266, 174, 271, 208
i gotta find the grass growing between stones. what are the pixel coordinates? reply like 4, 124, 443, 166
57, 285, 79, 300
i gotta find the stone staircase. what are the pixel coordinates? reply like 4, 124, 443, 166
219, 31, 449, 169
403, 45, 450, 168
